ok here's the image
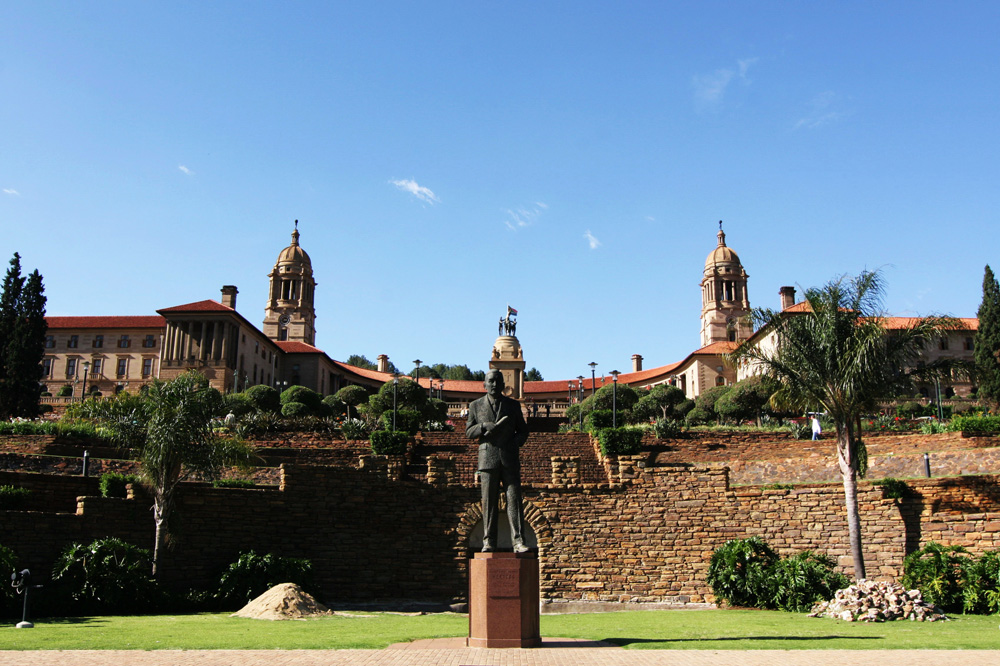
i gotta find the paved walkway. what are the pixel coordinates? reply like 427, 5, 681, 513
3, 648, 1000, 666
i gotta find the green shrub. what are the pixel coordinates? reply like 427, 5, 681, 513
370, 430, 409, 455
380, 408, 422, 435
920, 419, 948, 434
962, 549, 1000, 615
99, 472, 142, 498
900, 542, 971, 613
951, 414, 1000, 435
221, 392, 256, 418
340, 418, 368, 440
872, 477, 909, 500
595, 427, 643, 456
51, 537, 158, 614
321, 394, 346, 419
653, 418, 682, 439
57, 384, 73, 397
897, 401, 924, 419
212, 478, 255, 489
1, 542, 17, 615
684, 406, 711, 425
244, 385, 281, 413
215, 550, 314, 609
0, 485, 31, 510
769, 551, 849, 612
281, 401, 310, 418
707, 537, 779, 608
586, 409, 614, 431
789, 421, 812, 440
279, 385, 322, 413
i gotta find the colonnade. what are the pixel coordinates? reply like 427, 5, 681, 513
162, 319, 239, 368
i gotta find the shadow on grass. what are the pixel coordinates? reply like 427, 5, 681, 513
30, 617, 109, 625
607, 635, 885, 647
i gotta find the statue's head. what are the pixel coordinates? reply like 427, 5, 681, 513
484, 369, 505, 398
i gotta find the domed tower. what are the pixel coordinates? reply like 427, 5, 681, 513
263, 221, 317, 345
700, 221, 751, 346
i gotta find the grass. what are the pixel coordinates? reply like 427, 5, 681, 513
2, 609, 1000, 650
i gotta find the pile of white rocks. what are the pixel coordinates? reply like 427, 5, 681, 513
808, 579, 948, 622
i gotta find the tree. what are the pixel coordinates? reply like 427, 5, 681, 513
71, 371, 254, 576
524, 367, 544, 382
633, 384, 685, 421
335, 384, 368, 421
975, 265, 1000, 407
694, 385, 731, 421
345, 354, 399, 374
0, 253, 47, 419
729, 270, 951, 580
714, 376, 777, 425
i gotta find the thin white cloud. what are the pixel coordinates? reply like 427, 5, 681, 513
390, 178, 440, 204
178, 165, 194, 176
504, 202, 547, 231
794, 91, 849, 130
693, 57, 757, 108
2, 188, 19, 196
584, 230, 600, 250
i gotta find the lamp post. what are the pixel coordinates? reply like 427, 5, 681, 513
567, 381, 573, 405
610, 370, 621, 427
577, 376, 585, 430
80, 360, 91, 403
391, 372, 400, 432
588, 362, 598, 424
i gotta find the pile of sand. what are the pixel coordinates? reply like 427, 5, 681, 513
231, 583, 332, 621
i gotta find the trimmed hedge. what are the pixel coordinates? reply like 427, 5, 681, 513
0, 485, 31, 510
586, 409, 614, 431
99, 472, 142, 498
379, 408, 422, 435
952, 414, 1000, 436
595, 427, 643, 456
370, 430, 409, 455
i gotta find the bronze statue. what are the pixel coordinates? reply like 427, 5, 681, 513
466, 369, 529, 552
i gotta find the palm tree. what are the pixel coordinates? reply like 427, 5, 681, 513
729, 271, 954, 580
71, 371, 254, 576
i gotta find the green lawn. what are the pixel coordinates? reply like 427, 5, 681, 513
1, 610, 999, 650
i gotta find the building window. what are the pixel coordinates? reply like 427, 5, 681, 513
45, 335, 54, 348
42, 358, 52, 377
66, 358, 77, 377
142, 358, 153, 376
715, 376, 725, 387
93, 335, 104, 348
68, 335, 79, 349
119, 335, 130, 348
92, 359, 102, 376
143, 334, 156, 348
965, 337, 975, 351
939, 337, 949, 351
117, 358, 128, 377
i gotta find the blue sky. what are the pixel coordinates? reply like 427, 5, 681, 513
2, 2, 998, 382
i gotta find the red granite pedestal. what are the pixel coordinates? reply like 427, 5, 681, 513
467, 551, 541, 648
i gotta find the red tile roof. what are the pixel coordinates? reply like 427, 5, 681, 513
275, 341, 324, 354
157, 299, 234, 314
45, 316, 166, 330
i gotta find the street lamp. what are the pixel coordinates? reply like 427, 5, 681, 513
391, 372, 400, 432
567, 381, 574, 405
577, 376, 585, 430
610, 370, 621, 427
80, 361, 91, 402
588, 362, 598, 423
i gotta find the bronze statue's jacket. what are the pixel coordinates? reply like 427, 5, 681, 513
466, 394, 529, 473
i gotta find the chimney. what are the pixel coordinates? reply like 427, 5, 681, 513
221, 285, 238, 310
632, 354, 643, 372
779, 286, 796, 311
377, 354, 389, 373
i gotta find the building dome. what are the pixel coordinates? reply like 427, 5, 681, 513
276, 222, 312, 268
704, 225, 741, 270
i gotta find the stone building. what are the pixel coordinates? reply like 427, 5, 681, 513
41, 221, 980, 408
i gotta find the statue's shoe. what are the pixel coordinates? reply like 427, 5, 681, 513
513, 542, 529, 554
482, 542, 496, 552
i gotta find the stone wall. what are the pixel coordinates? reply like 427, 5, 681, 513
3, 430, 1000, 609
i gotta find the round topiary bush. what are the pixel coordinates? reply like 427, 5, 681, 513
280, 386, 322, 413
281, 401, 310, 418
245, 385, 281, 413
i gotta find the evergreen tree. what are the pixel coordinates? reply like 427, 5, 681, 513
976, 265, 1000, 406
6, 270, 47, 417
0, 253, 47, 418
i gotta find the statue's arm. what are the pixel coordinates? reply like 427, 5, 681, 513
466, 403, 493, 440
